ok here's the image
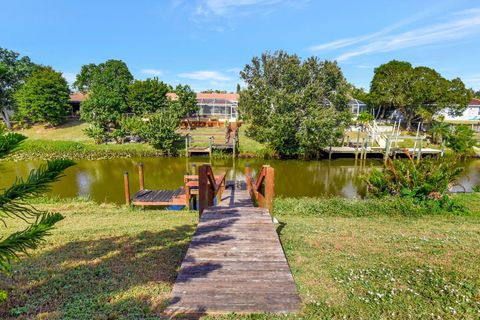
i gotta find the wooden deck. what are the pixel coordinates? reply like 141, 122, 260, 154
164, 184, 300, 317
131, 188, 186, 206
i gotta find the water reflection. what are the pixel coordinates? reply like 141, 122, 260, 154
0, 157, 478, 204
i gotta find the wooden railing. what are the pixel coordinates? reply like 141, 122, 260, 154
245, 165, 275, 213
197, 164, 226, 215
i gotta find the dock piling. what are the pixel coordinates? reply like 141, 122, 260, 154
124, 171, 131, 206
138, 163, 144, 191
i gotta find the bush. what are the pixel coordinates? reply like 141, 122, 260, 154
365, 156, 464, 211
83, 125, 108, 144
139, 110, 181, 154
446, 125, 477, 155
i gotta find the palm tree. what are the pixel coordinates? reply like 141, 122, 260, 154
429, 120, 450, 144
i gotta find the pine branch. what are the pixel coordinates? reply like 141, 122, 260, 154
0, 159, 75, 221
0, 212, 64, 274
0, 132, 27, 159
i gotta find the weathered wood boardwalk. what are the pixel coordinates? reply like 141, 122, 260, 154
164, 183, 300, 317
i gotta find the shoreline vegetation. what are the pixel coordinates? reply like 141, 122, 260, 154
4, 120, 478, 161
0, 194, 479, 318
3, 121, 271, 161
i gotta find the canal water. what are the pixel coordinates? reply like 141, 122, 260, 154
1, 157, 479, 204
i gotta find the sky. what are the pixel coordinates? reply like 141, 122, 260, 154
1, 0, 480, 92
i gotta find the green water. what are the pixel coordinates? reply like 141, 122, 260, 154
1, 157, 479, 204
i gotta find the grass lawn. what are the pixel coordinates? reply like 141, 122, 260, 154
16, 120, 91, 142
1, 194, 479, 319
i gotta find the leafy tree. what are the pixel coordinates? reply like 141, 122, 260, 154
14, 66, 71, 126
201, 89, 227, 94
0, 48, 37, 128
171, 84, 198, 118
127, 78, 170, 115
139, 109, 181, 154
239, 51, 350, 157
297, 107, 351, 157
369, 60, 471, 130
446, 125, 477, 155
0, 129, 74, 300
76, 60, 133, 133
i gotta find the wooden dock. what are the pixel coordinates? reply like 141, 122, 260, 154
164, 166, 300, 317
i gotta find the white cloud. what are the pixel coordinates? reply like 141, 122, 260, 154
337, 9, 480, 61
309, 7, 480, 62
196, 0, 284, 16
141, 69, 163, 76
178, 70, 231, 81
309, 5, 441, 53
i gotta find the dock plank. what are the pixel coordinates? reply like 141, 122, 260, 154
164, 184, 300, 317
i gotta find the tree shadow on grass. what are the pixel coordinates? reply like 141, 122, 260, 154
0, 224, 196, 319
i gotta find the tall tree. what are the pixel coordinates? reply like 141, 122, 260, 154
239, 51, 350, 157
76, 60, 133, 131
0, 129, 74, 300
127, 78, 170, 115
171, 84, 198, 118
14, 66, 71, 126
0, 48, 37, 128
370, 60, 471, 130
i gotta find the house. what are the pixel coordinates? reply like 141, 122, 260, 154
349, 98, 367, 118
168, 92, 239, 121
440, 98, 480, 122
68, 92, 87, 116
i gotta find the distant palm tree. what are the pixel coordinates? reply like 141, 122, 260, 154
429, 120, 450, 144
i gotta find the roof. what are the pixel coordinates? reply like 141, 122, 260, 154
69, 92, 88, 102
166, 92, 239, 102
349, 98, 366, 105
469, 98, 480, 106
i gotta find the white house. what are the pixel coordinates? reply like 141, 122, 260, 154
441, 98, 480, 122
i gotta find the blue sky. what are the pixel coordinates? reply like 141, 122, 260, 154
1, 0, 480, 92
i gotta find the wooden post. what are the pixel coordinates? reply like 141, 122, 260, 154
124, 171, 131, 206
245, 164, 251, 188
208, 136, 213, 158
198, 164, 208, 216
138, 163, 144, 191
185, 134, 189, 157
264, 166, 275, 214
233, 137, 237, 158
328, 145, 332, 160
191, 164, 197, 175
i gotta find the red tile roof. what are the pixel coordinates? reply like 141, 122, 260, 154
69, 92, 88, 102
167, 92, 239, 102
469, 98, 480, 106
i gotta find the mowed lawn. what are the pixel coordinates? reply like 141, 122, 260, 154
0, 196, 479, 319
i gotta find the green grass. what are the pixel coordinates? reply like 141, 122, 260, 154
1, 194, 479, 319
9, 120, 269, 160
17, 120, 91, 142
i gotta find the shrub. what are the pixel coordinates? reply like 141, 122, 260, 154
365, 156, 464, 211
446, 125, 477, 155
83, 125, 108, 144
139, 110, 181, 155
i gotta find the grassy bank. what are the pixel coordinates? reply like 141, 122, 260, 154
1, 194, 479, 319
8, 121, 268, 160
